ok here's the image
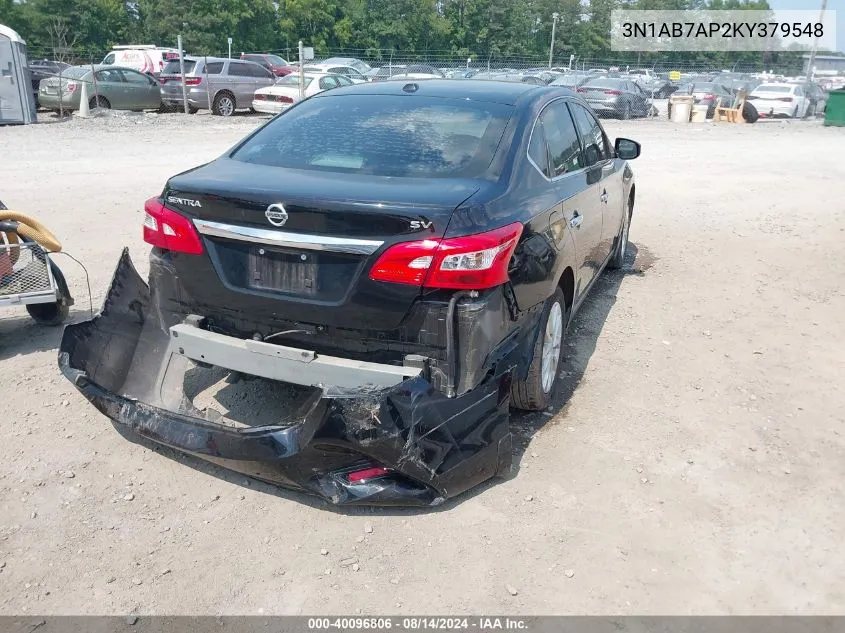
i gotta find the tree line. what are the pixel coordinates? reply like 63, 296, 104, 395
1, 0, 802, 71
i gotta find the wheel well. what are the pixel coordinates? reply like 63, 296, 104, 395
214, 89, 235, 103
558, 267, 574, 316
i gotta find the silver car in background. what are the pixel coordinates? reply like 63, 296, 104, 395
159, 56, 275, 115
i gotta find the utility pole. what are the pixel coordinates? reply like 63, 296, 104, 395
298, 40, 305, 100
548, 12, 559, 69
804, 0, 828, 81
177, 34, 188, 114
227, 37, 232, 59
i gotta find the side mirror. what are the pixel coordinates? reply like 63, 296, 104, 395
615, 138, 641, 160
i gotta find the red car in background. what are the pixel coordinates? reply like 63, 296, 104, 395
240, 53, 294, 77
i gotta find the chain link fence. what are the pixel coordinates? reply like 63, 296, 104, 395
24, 42, 814, 77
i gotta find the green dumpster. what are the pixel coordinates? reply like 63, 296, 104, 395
824, 89, 845, 127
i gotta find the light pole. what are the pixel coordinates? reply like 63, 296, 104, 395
804, 0, 828, 81
548, 12, 559, 69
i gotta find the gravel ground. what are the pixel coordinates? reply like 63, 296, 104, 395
1, 110, 844, 616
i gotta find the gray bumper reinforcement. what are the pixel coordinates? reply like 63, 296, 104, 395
169, 322, 422, 389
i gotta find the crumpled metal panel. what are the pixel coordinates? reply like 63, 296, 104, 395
58, 249, 532, 506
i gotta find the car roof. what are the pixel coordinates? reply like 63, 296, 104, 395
311, 78, 546, 105
755, 83, 796, 89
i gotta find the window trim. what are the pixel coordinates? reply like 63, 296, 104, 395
526, 96, 591, 183
567, 101, 613, 169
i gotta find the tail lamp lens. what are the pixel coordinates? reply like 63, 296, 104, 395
369, 222, 523, 290
185, 77, 202, 86
142, 197, 203, 254
346, 467, 391, 483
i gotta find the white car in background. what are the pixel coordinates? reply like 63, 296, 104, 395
252, 72, 354, 114
747, 83, 811, 118
101, 45, 180, 75
301, 62, 369, 83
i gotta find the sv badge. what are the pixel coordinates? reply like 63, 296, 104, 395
410, 219, 434, 230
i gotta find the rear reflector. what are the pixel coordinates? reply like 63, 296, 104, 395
369, 222, 523, 290
347, 467, 390, 483
142, 197, 204, 255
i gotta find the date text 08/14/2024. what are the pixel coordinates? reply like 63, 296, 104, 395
307, 618, 529, 630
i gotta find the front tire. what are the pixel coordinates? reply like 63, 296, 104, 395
510, 288, 566, 411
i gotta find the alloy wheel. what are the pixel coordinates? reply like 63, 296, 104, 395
541, 301, 563, 394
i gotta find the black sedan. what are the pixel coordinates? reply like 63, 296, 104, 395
59, 80, 640, 506
576, 76, 652, 119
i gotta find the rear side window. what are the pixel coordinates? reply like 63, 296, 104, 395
540, 101, 582, 176
162, 60, 196, 75
528, 121, 550, 177
231, 94, 513, 178
246, 64, 273, 78
227, 62, 251, 77
204, 62, 224, 75
94, 69, 124, 83
568, 103, 609, 166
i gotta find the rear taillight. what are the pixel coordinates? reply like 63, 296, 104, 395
702, 93, 714, 100
778, 97, 793, 102
159, 77, 168, 84
65, 82, 78, 93
369, 222, 523, 290
278, 95, 294, 103
346, 467, 391, 483
604, 89, 622, 95
142, 197, 204, 255
255, 93, 267, 100
185, 77, 202, 86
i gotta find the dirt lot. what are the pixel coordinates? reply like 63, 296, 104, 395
1, 111, 844, 616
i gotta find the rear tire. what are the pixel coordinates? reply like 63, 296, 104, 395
607, 196, 632, 270
27, 299, 69, 326
212, 92, 236, 117
621, 101, 631, 120
510, 288, 566, 412
89, 96, 111, 109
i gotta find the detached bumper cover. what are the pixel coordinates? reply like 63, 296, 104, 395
58, 249, 517, 506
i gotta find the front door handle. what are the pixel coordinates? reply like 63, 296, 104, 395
569, 211, 583, 229
600, 190, 609, 204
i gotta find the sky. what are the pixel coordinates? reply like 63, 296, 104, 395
766, 0, 844, 53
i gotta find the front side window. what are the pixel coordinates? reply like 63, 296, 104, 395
540, 101, 582, 177
568, 103, 609, 167
231, 95, 512, 179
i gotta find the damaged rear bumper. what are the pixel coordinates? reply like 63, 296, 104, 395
59, 249, 517, 506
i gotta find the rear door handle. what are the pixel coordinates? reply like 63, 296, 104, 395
600, 190, 609, 204
569, 211, 583, 229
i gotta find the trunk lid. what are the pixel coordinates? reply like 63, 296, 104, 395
161, 158, 483, 331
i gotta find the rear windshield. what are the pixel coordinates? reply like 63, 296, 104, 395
276, 75, 313, 87
162, 60, 196, 75
231, 94, 512, 178
584, 78, 625, 89
756, 85, 792, 93
62, 66, 90, 79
